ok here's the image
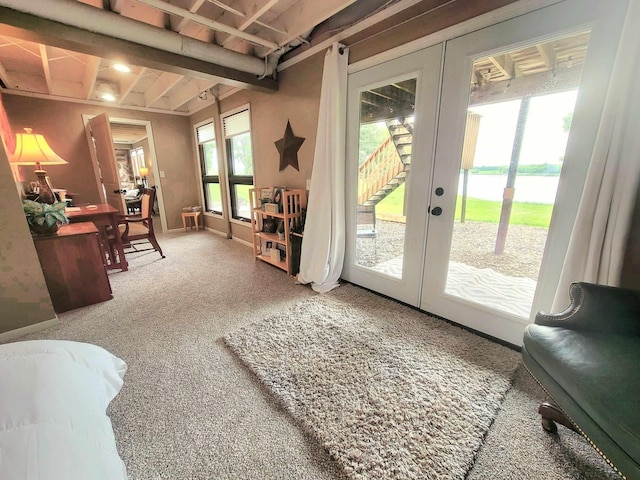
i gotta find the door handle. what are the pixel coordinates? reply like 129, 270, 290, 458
431, 206, 442, 216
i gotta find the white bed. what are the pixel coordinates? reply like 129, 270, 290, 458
0, 340, 128, 480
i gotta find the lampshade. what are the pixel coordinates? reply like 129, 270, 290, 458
10, 128, 68, 168
139, 166, 149, 177
10, 128, 67, 204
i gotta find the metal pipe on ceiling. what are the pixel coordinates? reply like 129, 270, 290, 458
0, 0, 275, 77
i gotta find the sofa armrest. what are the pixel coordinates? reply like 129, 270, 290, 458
535, 282, 640, 335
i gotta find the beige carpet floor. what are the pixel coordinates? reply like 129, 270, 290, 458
13, 230, 618, 479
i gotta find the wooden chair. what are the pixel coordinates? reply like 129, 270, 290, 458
117, 188, 165, 258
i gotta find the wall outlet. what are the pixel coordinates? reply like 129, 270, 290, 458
160, 170, 166, 178
306, 178, 311, 191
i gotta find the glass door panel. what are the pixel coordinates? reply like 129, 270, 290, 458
445, 35, 589, 318
420, 0, 626, 345
355, 79, 416, 279
344, 45, 442, 306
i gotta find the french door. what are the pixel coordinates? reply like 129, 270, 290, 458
343, 45, 442, 305
344, 0, 627, 345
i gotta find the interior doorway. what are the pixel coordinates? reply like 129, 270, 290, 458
82, 114, 167, 233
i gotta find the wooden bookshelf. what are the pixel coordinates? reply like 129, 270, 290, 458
249, 187, 306, 275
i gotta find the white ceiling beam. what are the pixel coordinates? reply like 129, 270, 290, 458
38, 44, 52, 94
118, 67, 147, 104
144, 71, 183, 107
83, 55, 101, 99
135, 0, 278, 49
0, 59, 17, 89
167, 78, 216, 110
175, 0, 206, 32
262, 0, 359, 56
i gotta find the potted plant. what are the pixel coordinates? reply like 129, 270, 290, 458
22, 199, 69, 235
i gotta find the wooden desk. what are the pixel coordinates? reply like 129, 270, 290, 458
33, 222, 112, 313
66, 204, 128, 271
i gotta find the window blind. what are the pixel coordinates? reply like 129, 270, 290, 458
196, 122, 215, 143
222, 110, 250, 138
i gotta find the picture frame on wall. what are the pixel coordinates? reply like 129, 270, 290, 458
273, 186, 286, 213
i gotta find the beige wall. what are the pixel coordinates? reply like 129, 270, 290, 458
2, 95, 199, 230
189, 51, 325, 242
0, 142, 56, 334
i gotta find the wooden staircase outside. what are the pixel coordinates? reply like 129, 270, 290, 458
357, 119, 413, 207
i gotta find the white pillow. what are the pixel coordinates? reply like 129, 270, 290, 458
0, 340, 128, 480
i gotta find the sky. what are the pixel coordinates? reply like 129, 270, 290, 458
469, 90, 578, 167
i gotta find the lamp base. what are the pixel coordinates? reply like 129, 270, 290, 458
34, 169, 56, 204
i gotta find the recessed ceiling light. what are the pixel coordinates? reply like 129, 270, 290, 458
112, 63, 131, 73
101, 93, 117, 102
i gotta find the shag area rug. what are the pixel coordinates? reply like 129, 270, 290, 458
224, 286, 520, 479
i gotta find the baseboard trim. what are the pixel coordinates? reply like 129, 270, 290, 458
205, 227, 227, 238
0, 317, 60, 342
232, 236, 253, 248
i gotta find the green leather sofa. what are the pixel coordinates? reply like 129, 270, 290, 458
522, 282, 640, 479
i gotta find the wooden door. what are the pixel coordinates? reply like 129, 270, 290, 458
86, 113, 125, 214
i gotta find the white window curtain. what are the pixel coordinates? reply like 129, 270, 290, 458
298, 43, 348, 293
553, 1, 640, 309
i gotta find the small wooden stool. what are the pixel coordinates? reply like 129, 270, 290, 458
182, 211, 202, 232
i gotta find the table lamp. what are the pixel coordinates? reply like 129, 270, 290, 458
10, 128, 68, 204
139, 166, 149, 187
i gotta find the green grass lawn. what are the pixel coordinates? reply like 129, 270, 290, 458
375, 184, 553, 228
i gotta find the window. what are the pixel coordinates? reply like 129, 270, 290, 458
130, 146, 145, 179
222, 108, 254, 221
196, 122, 223, 214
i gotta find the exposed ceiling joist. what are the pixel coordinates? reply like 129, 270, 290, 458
261, 0, 360, 56
488, 55, 515, 80
537, 43, 556, 70
110, 0, 125, 13
470, 65, 582, 106
135, 0, 279, 49
118, 67, 147, 104
167, 78, 216, 110
0, 6, 277, 92
0, 1, 276, 75
174, 0, 207, 32
38, 44, 52, 94
83, 55, 101, 99
144, 71, 183, 107
221, 0, 280, 47
0, 58, 16, 88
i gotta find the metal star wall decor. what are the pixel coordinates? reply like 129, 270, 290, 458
275, 120, 305, 171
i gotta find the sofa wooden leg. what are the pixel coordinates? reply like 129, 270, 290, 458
538, 402, 580, 434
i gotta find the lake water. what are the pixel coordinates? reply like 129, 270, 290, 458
458, 173, 559, 204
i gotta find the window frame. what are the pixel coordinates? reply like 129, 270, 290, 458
221, 106, 255, 222
130, 146, 145, 180
195, 120, 223, 216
